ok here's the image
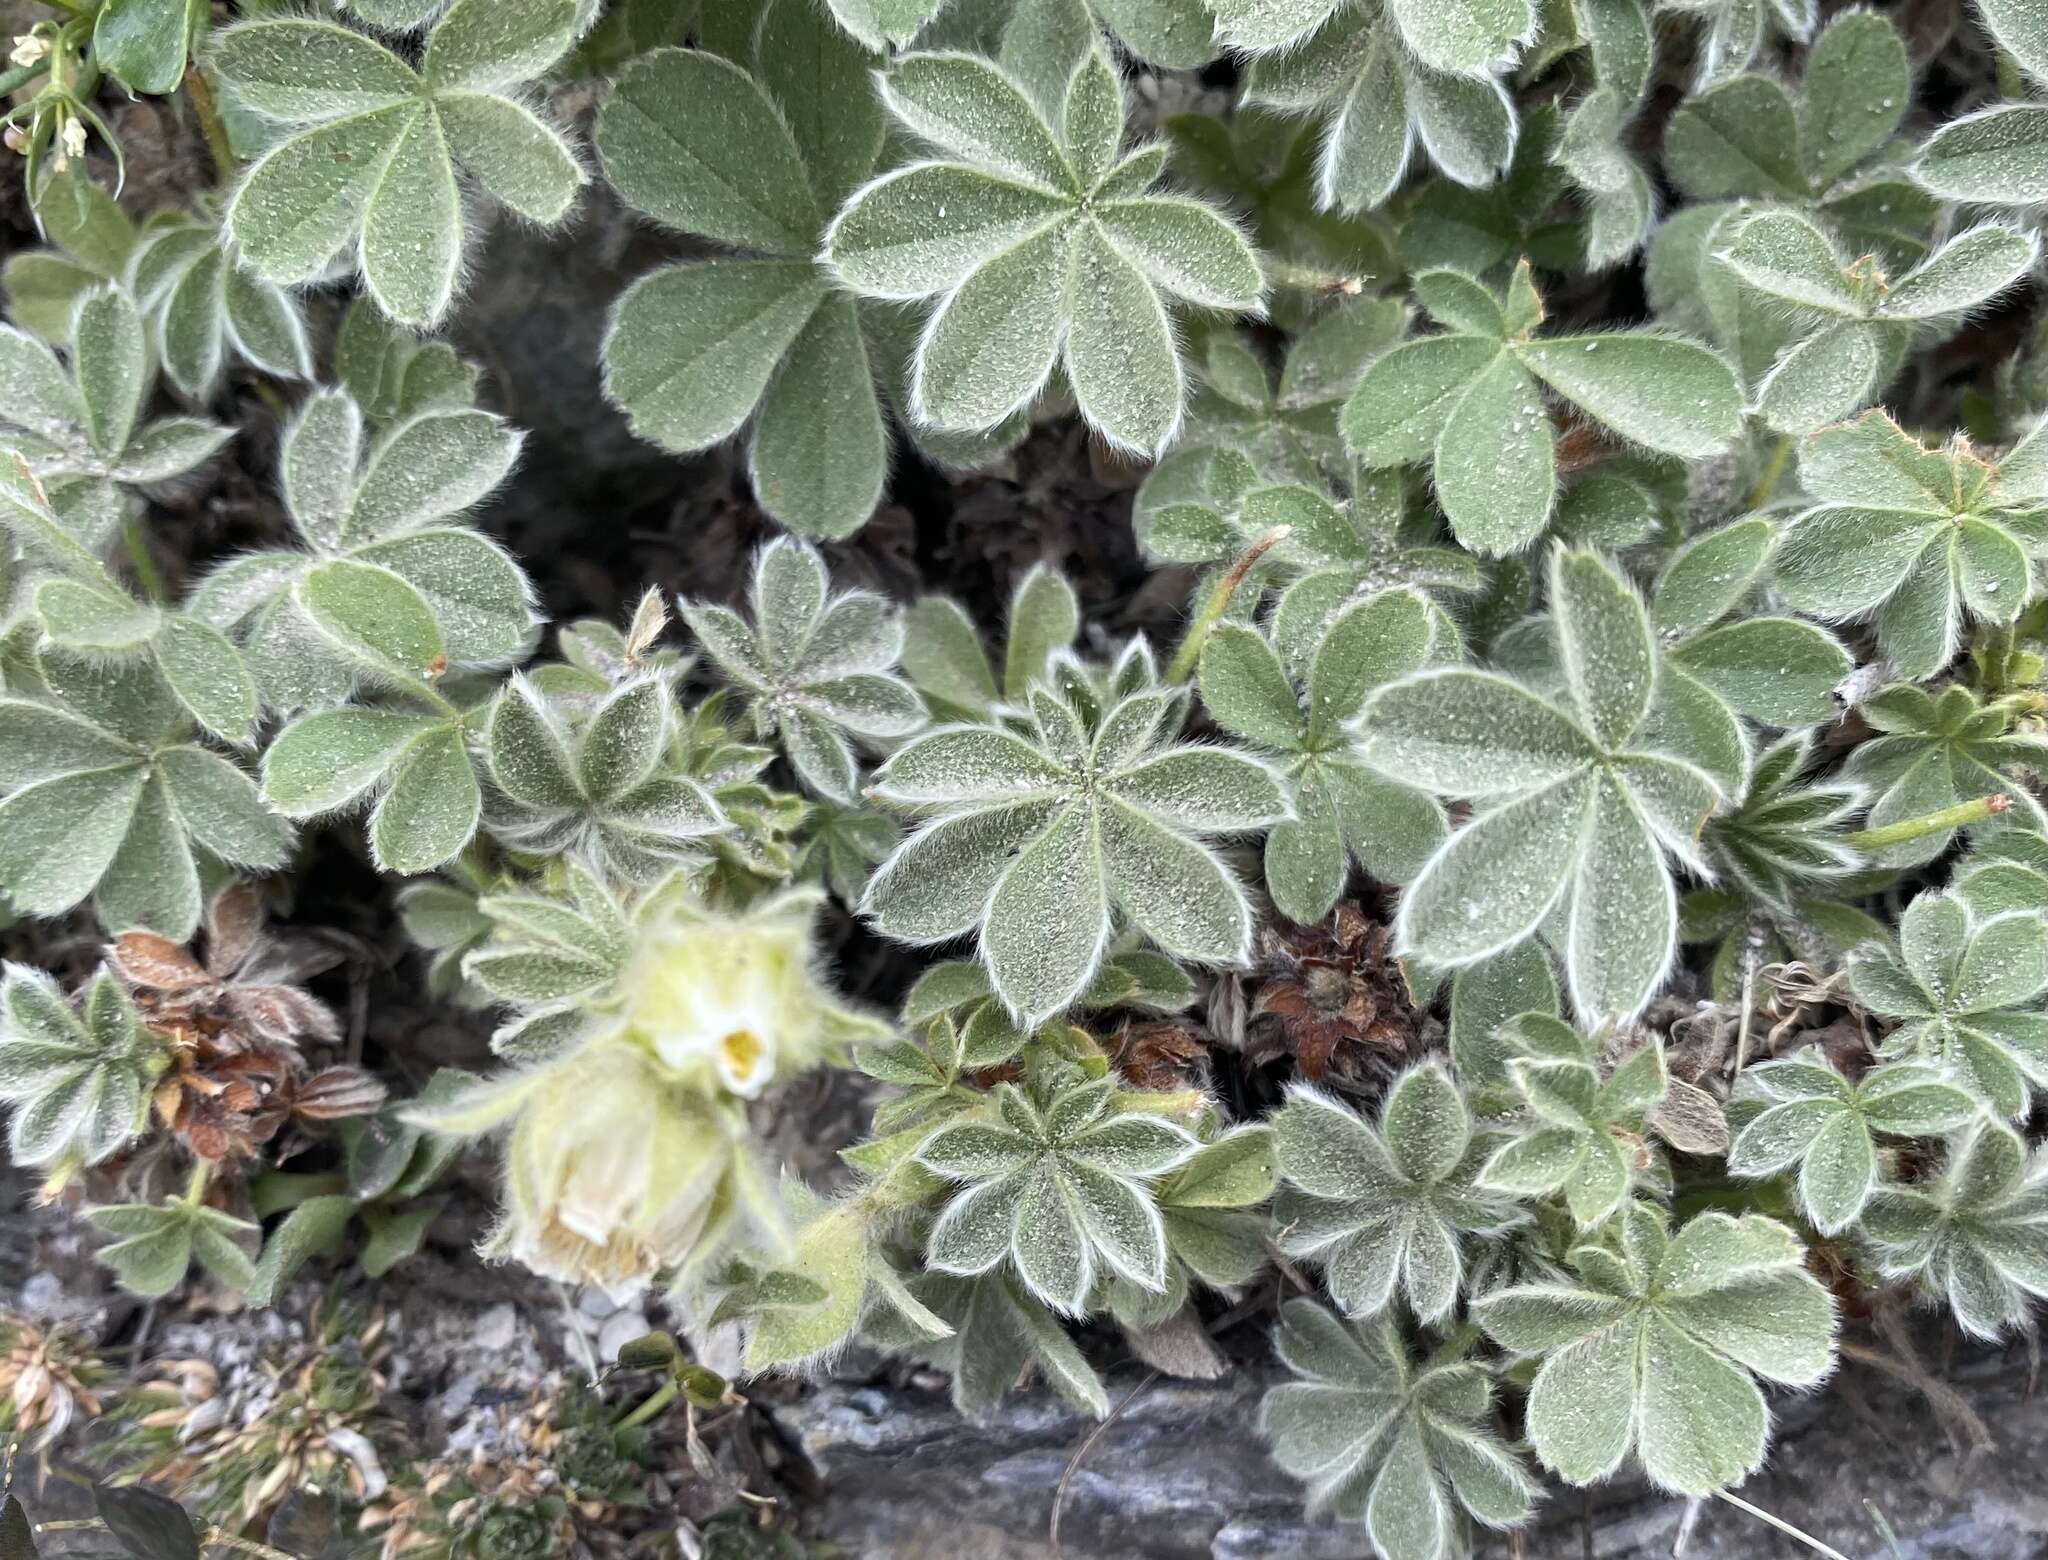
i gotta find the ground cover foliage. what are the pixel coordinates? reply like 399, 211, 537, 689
0, 0, 2046, 1553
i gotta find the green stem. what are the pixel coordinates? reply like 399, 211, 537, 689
1261, 258, 1373, 297
1743, 433, 1795, 512
123, 514, 168, 604
613, 1379, 678, 1431
183, 1160, 211, 1205
1165, 526, 1294, 685
182, 63, 236, 181
1997, 48, 2027, 99
1844, 794, 2011, 851
0, 60, 46, 95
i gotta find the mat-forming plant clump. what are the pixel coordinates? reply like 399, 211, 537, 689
1, 0, 2047, 1552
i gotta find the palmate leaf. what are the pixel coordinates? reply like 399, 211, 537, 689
918, 1071, 1199, 1313
899, 563, 1079, 721
1476, 1206, 1836, 1494
483, 674, 728, 882
1199, 590, 1447, 922
125, 214, 315, 399
825, 48, 1263, 456
1274, 1066, 1525, 1321
1848, 888, 2048, 1119
188, 387, 533, 714
0, 965, 164, 1171
680, 536, 925, 804
1360, 548, 1727, 1021
1238, 13, 1522, 214
1721, 211, 2037, 434
1836, 683, 2048, 871
1477, 1014, 1673, 1228
597, 0, 904, 538
863, 659, 1287, 1022
212, 0, 587, 328
1340, 263, 1743, 554
262, 702, 485, 875
1260, 1301, 1538, 1560
0, 286, 232, 541
1861, 1121, 2048, 1340
1774, 413, 2046, 681
87, 1197, 259, 1298
1727, 1057, 1976, 1234
0, 654, 290, 938
1700, 732, 1863, 913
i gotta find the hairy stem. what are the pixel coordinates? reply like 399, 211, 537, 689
1844, 793, 2011, 850
1165, 526, 1293, 685
183, 63, 236, 181
1743, 433, 1795, 512
123, 514, 168, 604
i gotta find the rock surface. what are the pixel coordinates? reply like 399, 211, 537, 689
775, 1343, 2048, 1559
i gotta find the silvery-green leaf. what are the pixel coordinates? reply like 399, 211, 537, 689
1974, 0, 2048, 86
223, 265, 315, 381
596, 47, 820, 252
72, 287, 148, 460
982, 803, 1108, 1020
155, 745, 290, 868
359, 527, 535, 668
917, 221, 1073, 433
1342, 333, 1500, 467
1434, 351, 1554, 555
370, 723, 481, 872
1385, 0, 1532, 74
1567, 775, 1675, 1021
1406, 65, 1518, 188
357, 107, 462, 327
826, 165, 1071, 300
297, 559, 446, 686
226, 107, 416, 286
1798, 10, 1909, 188
1092, 198, 1262, 312
1101, 798, 1255, 967
422, 0, 578, 92
94, 772, 201, 937
155, 615, 258, 746
1360, 670, 1593, 796
604, 259, 827, 456
1662, 74, 1802, 199
1066, 220, 1184, 454
211, 18, 416, 120
1719, 208, 1859, 315
1398, 776, 1594, 966
38, 580, 160, 654
0, 763, 147, 917
1876, 225, 2039, 321
344, 408, 522, 545
880, 51, 1074, 190
262, 707, 442, 817
751, 295, 887, 538
1915, 105, 2048, 204
1552, 548, 1654, 750
1756, 323, 1882, 435
436, 92, 586, 224
1516, 334, 1743, 457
